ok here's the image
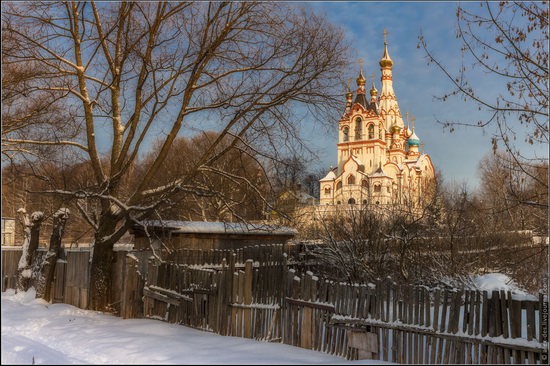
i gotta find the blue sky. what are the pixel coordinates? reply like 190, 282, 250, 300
303, 1, 547, 190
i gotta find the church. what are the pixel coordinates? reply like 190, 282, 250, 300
319, 33, 435, 208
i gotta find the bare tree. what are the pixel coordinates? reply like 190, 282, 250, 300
477, 150, 548, 233
2, 160, 98, 246
2, 2, 350, 310
310, 206, 391, 284
2, 25, 79, 163
434, 182, 479, 281
418, 1, 548, 191
142, 131, 269, 222
474, 151, 548, 292
302, 170, 324, 199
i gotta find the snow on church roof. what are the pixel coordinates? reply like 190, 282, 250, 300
370, 163, 391, 178
351, 155, 363, 166
404, 154, 430, 169
320, 170, 336, 181
139, 220, 297, 236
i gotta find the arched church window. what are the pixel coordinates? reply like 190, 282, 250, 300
324, 187, 331, 195
348, 198, 356, 205
343, 127, 349, 142
368, 124, 375, 139
337, 201, 341, 205
336, 181, 342, 190
374, 184, 381, 193
347, 175, 355, 185
355, 117, 362, 140
362, 200, 368, 205
361, 179, 368, 187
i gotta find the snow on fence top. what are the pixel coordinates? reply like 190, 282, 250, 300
139, 220, 298, 236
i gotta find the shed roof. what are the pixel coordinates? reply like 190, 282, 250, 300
137, 220, 297, 236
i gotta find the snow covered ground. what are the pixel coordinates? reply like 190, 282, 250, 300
472, 273, 536, 298
1, 289, 390, 365
2, 273, 538, 365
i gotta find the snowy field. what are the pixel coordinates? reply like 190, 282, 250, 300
1, 289, 391, 365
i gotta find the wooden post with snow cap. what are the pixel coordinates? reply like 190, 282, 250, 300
122, 252, 140, 319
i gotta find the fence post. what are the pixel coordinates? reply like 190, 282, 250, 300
122, 254, 139, 319
218, 258, 228, 336
300, 271, 314, 350
244, 259, 253, 338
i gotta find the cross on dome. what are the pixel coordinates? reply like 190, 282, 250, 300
356, 58, 366, 87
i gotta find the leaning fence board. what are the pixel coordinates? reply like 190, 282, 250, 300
500, 290, 510, 339
493, 291, 502, 337
143, 287, 180, 307
482, 291, 489, 337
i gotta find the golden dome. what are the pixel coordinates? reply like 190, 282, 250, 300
379, 42, 393, 68
356, 69, 366, 86
391, 124, 401, 134
370, 82, 377, 96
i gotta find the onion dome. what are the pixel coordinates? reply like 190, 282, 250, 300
379, 41, 393, 68
391, 124, 401, 134
346, 86, 353, 101
369, 82, 377, 97
408, 131, 420, 146
356, 69, 366, 87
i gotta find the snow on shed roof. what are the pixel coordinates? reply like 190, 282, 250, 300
139, 220, 297, 236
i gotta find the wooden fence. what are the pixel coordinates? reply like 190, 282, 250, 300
141, 245, 287, 341
289, 273, 548, 364
2, 247, 91, 308
2, 245, 548, 364
1, 247, 22, 291
140, 252, 548, 364
1, 247, 140, 312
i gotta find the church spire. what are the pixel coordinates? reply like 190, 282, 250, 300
379, 29, 394, 68
378, 28, 403, 131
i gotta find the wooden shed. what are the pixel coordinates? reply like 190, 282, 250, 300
131, 220, 297, 251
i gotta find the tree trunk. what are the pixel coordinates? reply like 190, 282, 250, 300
35, 209, 70, 301
88, 212, 118, 311
16, 209, 44, 292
